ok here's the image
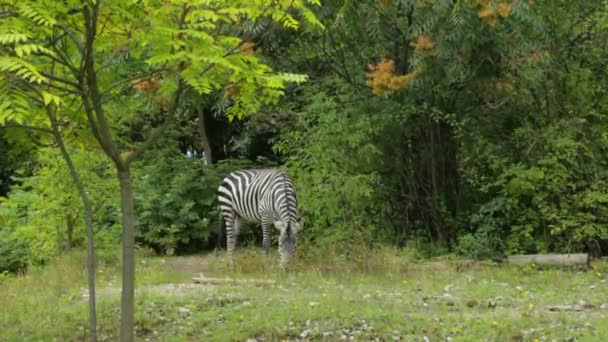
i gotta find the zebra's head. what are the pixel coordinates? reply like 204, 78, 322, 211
274, 217, 303, 268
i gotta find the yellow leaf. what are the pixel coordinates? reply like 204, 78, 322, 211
498, 3, 512, 17
42, 91, 53, 106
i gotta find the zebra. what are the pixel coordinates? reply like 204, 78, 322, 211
217, 169, 303, 268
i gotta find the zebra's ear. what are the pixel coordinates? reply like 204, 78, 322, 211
295, 217, 304, 232
274, 220, 286, 232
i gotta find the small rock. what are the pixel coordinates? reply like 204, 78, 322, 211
600, 304, 607, 310
300, 329, 311, 338
308, 301, 319, 307
178, 307, 191, 315
488, 300, 497, 308
442, 294, 456, 306
423, 336, 430, 342
466, 299, 479, 308
510, 334, 524, 341
246, 339, 257, 342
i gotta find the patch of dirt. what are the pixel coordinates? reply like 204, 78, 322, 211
164, 255, 209, 274
81, 283, 214, 302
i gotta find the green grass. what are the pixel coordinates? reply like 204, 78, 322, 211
1, 248, 607, 341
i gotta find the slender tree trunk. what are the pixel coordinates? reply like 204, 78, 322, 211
50, 115, 98, 342
428, 123, 441, 243
117, 166, 136, 342
66, 213, 74, 249
198, 108, 213, 165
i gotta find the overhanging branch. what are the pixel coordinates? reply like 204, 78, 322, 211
124, 80, 185, 165
0, 124, 53, 134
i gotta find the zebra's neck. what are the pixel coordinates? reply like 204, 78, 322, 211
268, 174, 297, 223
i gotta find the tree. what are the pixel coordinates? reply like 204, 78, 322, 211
0, 105, 100, 340
0, 0, 320, 340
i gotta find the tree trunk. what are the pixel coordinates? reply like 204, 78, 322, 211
198, 108, 213, 165
50, 119, 98, 342
66, 213, 74, 249
117, 166, 136, 342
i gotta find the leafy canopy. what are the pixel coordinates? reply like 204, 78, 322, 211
0, 0, 323, 136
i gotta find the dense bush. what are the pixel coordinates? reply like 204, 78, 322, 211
276, 93, 390, 256
0, 229, 29, 274
134, 153, 261, 254
461, 116, 608, 256
0, 147, 120, 271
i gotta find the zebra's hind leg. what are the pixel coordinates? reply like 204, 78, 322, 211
225, 214, 241, 270
261, 218, 271, 256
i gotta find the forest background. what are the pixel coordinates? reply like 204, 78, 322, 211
2, 0, 608, 276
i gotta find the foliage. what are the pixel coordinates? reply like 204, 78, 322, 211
466, 116, 608, 255
0, 229, 29, 273
0, 133, 34, 197
267, 0, 608, 257
2, 0, 608, 282
134, 151, 260, 254
275, 92, 388, 255
0, 147, 119, 269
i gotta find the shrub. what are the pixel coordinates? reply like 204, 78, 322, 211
134, 154, 260, 254
0, 229, 29, 273
275, 93, 390, 256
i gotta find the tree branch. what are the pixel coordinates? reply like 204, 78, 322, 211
82, 0, 123, 167
124, 80, 185, 165
99, 68, 166, 99
41, 72, 80, 88
0, 124, 53, 134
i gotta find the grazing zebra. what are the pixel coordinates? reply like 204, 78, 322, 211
217, 169, 303, 268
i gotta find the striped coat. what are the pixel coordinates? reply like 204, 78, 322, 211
217, 169, 303, 268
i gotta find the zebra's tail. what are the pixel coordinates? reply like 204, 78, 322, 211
216, 210, 226, 249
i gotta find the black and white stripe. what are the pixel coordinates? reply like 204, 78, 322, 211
218, 169, 302, 267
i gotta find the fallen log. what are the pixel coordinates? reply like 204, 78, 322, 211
192, 273, 276, 286
506, 254, 589, 268
546, 303, 595, 312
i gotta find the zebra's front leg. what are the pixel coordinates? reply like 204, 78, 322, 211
261, 218, 271, 256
